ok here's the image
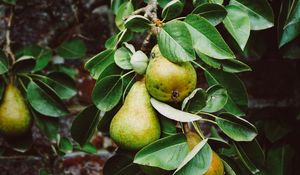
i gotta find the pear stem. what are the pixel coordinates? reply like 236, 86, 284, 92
183, 123, 190, 134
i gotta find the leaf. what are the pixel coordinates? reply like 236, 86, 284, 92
205, 68, 248, 116
237, 139, 265, 167
58, 137, 73, 154
104, 153, 143, 175
134, 134, 189, 170
34, 113, 59, 142
158, 20, 195, 63
192, 3, 227, 26
115, 1, 134, 30
85, 49, 115, 79
208, 137, 230, 149
114, 47, 133, 70
27, 80, 69, 117
2, 0, 17, 5
160, 116, 177, 137
223, 5, 250, 50
278, 0, 300, 47
264, 120, 292, 143
12, 56, 36, 73
39, 168, 49, 175
124, 15, 151, 32
151, 98, 202, 122
74, 142, 97, 154
92, 75, 123, 111
16, 45, 52, 71
216, 113, 257, 141
174, 139, 212, 175
229, 0, 274, 30
98, 63, 123, 81
182, 88, 207, 113
71, 105, 101, 146
266, 145, 294, 175
199, 53, 251, 73
184, 14, 235, 60
222, 159, 237, 175
162, 0, 184, 21
201, 84, 228, 113
0, 51, 8, 75
57, 39, 86, 59
111, 0, 127, 14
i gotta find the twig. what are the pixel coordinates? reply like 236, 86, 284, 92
145, 0, 158, 22
3, 8, 15, 65
141, 30, 153, 52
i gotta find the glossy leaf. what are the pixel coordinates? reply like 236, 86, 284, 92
115, 1, 134, 30
182, 88, 207, 113
222, 159, 237, 175
237, 139, 265, 167
27, 80, 69, 117
223, 5, 250, 50
92, 75, 123, 111
199, 53, 251, 73
158, 20, 195, 63
208, 137, 230, 149
98, 63, 123, 81
85, 49, 115, 79
229, 0, 274, 30
57, 39, 86, 59
184, 14, 235, 60
151, 98, 202, 122
34, 113, 59, 142
201, 85, 228, 113
58, 137, 73, 154
124, 15, 151, 32
174, 139, 212, 175
134, 134, 189, 170
12, 56, 36, 73
114, 47, 133, 70
74, 142, 97, 154
205, 68, 248, 116
216, 113, 257, 141
162, 0, 184, 21
111, 0, 127, 14
160, 116, 177, 137
192, 3, 227, 26
0, 51, 8, 75
71, 105, 101, 146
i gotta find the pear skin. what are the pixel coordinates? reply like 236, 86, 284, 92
145, 45, 197, 103
0, 83, 31, 137
186, 131, 224, 175
109, 79, 161, 150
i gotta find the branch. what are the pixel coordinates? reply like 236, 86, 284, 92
145, 0, 158, 22
3, 8, 15, 64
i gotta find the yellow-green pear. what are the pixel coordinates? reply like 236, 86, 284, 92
145, 45, 197, 103
109, 79, 161, 150
186, 131, 224, 175
0, 83, 31, 137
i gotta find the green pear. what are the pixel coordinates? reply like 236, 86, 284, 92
109, 79, 161, 150
145, 45, 197, 103
0, 83, 31, 137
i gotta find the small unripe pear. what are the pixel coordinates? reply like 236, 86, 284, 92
0, 83, 31, 137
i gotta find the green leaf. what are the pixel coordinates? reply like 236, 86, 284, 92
151, 98, 202, 122
34, 113, 59, 142
57, 39, 86, 59
201, 84, 228, 113
222, 159, 237, 175
39, 168, 49, 175
115, 1, 134, 30
104, 153, 143, 175
264, 120, 292, 143
27, 80, 69, 117
12, 56, 36, 73
158, 20, 195, 63
105, 34, 119, 49
216, 113, 257, 142
71, 105, 101, 146
192, 3, 227, 26
174, 139, 212, 175
182, 88, 207, 113
278, 0, 300, 47
160, 116, 177, 137
162, 0, 184, 21
184, 14, 235, 60
237, 139, 265, 167
16, 45, 52, 71
98, 63, 123, 81
111, 0, 127, 14
124, 15, 151, 32
208, 137, 230, 149
134, 134, 189, 170
74, 142, 97, 154
205, 68, 248, 116
229, 0, 274, 30
266, 145, 294, 175
58, 137, 73, 154
199, 53, 251, 73
2, 0, 17, 5
223, 5, 250, 50
114, 47, 133, 70
85, 49, 115, 79
0, 51, 8, 75
92, 75, 123, 111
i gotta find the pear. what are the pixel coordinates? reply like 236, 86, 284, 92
186, 131, 224, 175
0, 83, 31, 137
109, 79, 161, 150
145, 45, 197, 103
